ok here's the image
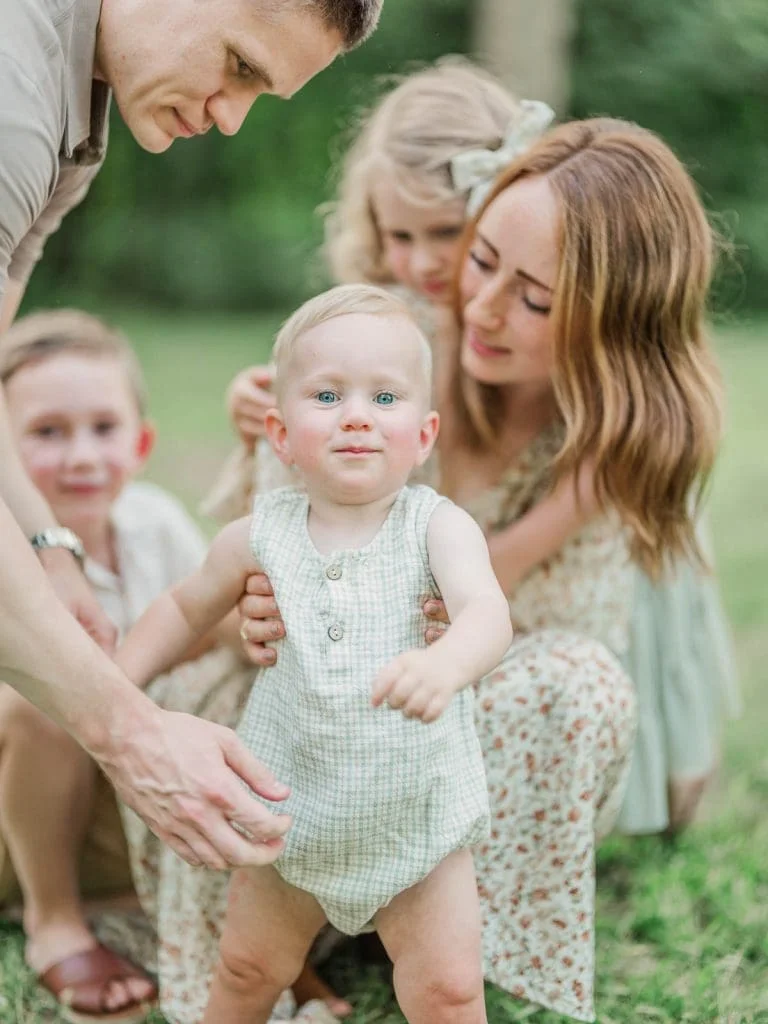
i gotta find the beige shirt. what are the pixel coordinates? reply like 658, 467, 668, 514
0, 0, 109, 303
85, 481, 208, 638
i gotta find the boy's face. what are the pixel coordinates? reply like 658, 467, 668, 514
267, 313, 439, 504
5, 354, 153, 537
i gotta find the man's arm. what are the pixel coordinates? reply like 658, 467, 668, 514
0, 278, 23, 334
0, 494, 291, 868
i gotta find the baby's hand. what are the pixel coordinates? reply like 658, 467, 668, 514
226, 365, 274, 446
371, 649, 457, 723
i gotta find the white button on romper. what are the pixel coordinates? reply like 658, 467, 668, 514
237, 484, 490, 934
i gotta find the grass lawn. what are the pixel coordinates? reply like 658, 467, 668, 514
1, 311, 766, 1023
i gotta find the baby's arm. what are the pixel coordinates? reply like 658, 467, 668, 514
488, 464, 598, 594
116, 517, 256, 689
372, 502, 513, 722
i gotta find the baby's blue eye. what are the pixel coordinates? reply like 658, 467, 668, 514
316, 391, 338, 404
374, 391, 397, 406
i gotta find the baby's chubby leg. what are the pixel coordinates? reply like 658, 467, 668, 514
203, 864, 327, 1024
375, 849, 487, 1024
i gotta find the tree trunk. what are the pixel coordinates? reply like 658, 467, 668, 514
472, 0, 574, 115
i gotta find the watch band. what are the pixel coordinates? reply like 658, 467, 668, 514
30, 527, 86, 569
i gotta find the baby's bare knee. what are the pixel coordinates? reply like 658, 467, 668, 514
424, 958, 484, 1014
216, 939, 303, 1000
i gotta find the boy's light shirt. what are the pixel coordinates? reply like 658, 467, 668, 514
82, 481, 208, 639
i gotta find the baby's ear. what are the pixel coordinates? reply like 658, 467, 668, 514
416, 410, 440, 466
135, 421, 156, 464
264, 408, 292, 465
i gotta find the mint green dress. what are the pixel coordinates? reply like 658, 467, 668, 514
616, 518, 740, 833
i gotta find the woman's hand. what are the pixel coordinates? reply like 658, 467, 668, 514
238, 571, 284, 666
226, 366, 275, 447
424, 597, 449, 644
238, 588, 451, 665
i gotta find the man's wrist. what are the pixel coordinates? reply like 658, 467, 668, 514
31, 528, 86, 569
78, 674, 159, 763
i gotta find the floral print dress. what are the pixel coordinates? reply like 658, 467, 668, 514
117, 426, 637, 1024
445, 426, 637, 1021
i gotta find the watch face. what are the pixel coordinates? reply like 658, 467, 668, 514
30, 528, 85, 564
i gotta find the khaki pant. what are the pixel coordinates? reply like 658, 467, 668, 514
0, 767, 133, 906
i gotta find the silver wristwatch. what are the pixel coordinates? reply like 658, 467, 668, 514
30, 527, 86, 568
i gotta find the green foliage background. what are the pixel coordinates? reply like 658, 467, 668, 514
24, 0, 768, 312
571, 0, 768, 311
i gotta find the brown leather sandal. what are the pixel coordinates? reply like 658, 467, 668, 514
38, 943, 158, 1023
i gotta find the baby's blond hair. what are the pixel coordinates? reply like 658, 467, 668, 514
273, 284, 432, 400
324, 57, 533, 285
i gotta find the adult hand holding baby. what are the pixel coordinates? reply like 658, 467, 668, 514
238, 574, 450, 666
98, 706, 291, 870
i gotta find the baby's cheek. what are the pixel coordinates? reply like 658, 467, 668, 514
289, 423, 327, 471
387, 420, 428, 462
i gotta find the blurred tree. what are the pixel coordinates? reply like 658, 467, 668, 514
571, 0, 768, 312
473, 0, 574, 114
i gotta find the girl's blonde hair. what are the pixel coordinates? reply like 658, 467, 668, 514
451, 118, 724, 577
324, 57, 531, 286
0, 308, 148, 414
273, 283, 432, 398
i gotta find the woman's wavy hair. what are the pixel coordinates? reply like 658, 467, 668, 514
323, 56, 528, 285
451, 118, 724, 577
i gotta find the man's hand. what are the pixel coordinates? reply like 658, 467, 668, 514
98, 707, 291, 870
39, 547, 117, 652
371, 649, 458, 723
226, 366, 274, 448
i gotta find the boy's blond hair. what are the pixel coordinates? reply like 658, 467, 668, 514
0, 309, 148, 415
272, 284, 432, 400
323, 57, 533, 285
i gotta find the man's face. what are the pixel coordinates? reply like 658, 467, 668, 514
97, 0, 343, 153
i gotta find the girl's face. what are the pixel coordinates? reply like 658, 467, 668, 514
459, 175, 560, 389
372, 179, 466, 306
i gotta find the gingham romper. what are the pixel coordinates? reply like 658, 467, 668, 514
237, 484, 490, 934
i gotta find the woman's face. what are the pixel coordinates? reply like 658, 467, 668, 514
459, 175, 560, 388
